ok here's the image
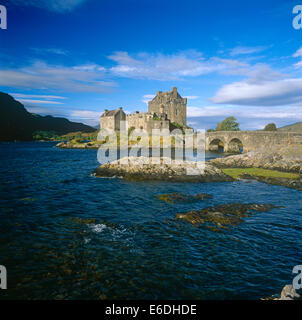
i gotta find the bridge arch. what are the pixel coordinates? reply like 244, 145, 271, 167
206, 131, 302, 153
227, 138, 244, 153
208, 138, 225, 153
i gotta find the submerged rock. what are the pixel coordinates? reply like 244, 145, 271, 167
176, 203, 281, 229
69, 217, 97, 225
157, 192, 212, 203
94, 156, 234, 183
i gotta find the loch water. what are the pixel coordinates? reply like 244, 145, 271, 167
0, 142, 301, 300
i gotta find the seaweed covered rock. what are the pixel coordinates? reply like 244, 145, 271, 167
176, 203, 281, 230
157, 192, 212, 203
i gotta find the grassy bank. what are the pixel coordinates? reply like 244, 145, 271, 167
222, 168, 300, 180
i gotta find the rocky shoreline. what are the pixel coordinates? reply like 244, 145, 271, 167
93, 147, 302, 190
56, 141, 101, 149
62, 141, 302, 190
210, 145, 302, 174
209, 146, 302, 191
94, 156, 234, 183
263, 284, 302, 300
238, 173, 302, 191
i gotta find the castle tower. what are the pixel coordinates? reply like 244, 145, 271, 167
148, 87, 187, 126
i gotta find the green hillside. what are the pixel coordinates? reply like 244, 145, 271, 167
0, 92, 96, 141
278, 122, 302, 133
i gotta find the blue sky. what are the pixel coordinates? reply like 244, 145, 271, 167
0, 0, 302, 130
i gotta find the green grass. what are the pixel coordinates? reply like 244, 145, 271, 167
222, 168, 300, 180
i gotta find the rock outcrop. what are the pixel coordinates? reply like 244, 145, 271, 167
56, 142, 101, 149
176, 203, 280, 230
239, 173, 302, 191
262, 284, 302, 300
279, 285, 301, 300
210, 145, 302, 174
157, 192, 213, 203
94, 157, 234, 182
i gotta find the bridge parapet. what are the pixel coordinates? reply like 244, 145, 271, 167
205, 131, 302, 153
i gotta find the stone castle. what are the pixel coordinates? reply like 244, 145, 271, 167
100, 87, 187, 133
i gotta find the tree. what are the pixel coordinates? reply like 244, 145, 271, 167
216, 116, 240, 131
264, 123, 277, 131
207, 128, 215, 132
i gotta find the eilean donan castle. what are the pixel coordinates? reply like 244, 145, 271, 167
100, 87, 187, 133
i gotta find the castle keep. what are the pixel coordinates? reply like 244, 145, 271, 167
100, 87, 187, 133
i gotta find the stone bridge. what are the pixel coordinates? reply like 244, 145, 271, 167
205, 131, 302, 153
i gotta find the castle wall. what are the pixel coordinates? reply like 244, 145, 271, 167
146, 119, 170, 133
114, 109, 126, 131
126, 112, 153, 131
100, 116, 115, 131
100, 109, 126, 131
126, 112, 170, 133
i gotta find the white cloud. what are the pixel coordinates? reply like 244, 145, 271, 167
31, 48, 69, 55
230, 46, 268, 56
188, 105, 302, 119
71, 110, 102, 118
185, 96, 199, 100
109, 51, 223, 81
187, 104, 302, 130
187, 106, 227, 117
11, 93, 67, 106
293, 47, 302, 69
70, 110, 102, 126
293, 47, 302, 58
26, 106, 67, 115
0, 62, 116, 93
210, 77, 302, 106
210, 60, 300, 107
14, 0, 87, 12
17, 99, 64, 105
142, 94, 155, 104
11, 93, 67, 100
294, 61, 302, 69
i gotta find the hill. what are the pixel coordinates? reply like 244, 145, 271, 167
278, 122, 302, 133
0, 92, 95, 141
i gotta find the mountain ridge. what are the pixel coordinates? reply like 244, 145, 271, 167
0, 92, 96, 141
